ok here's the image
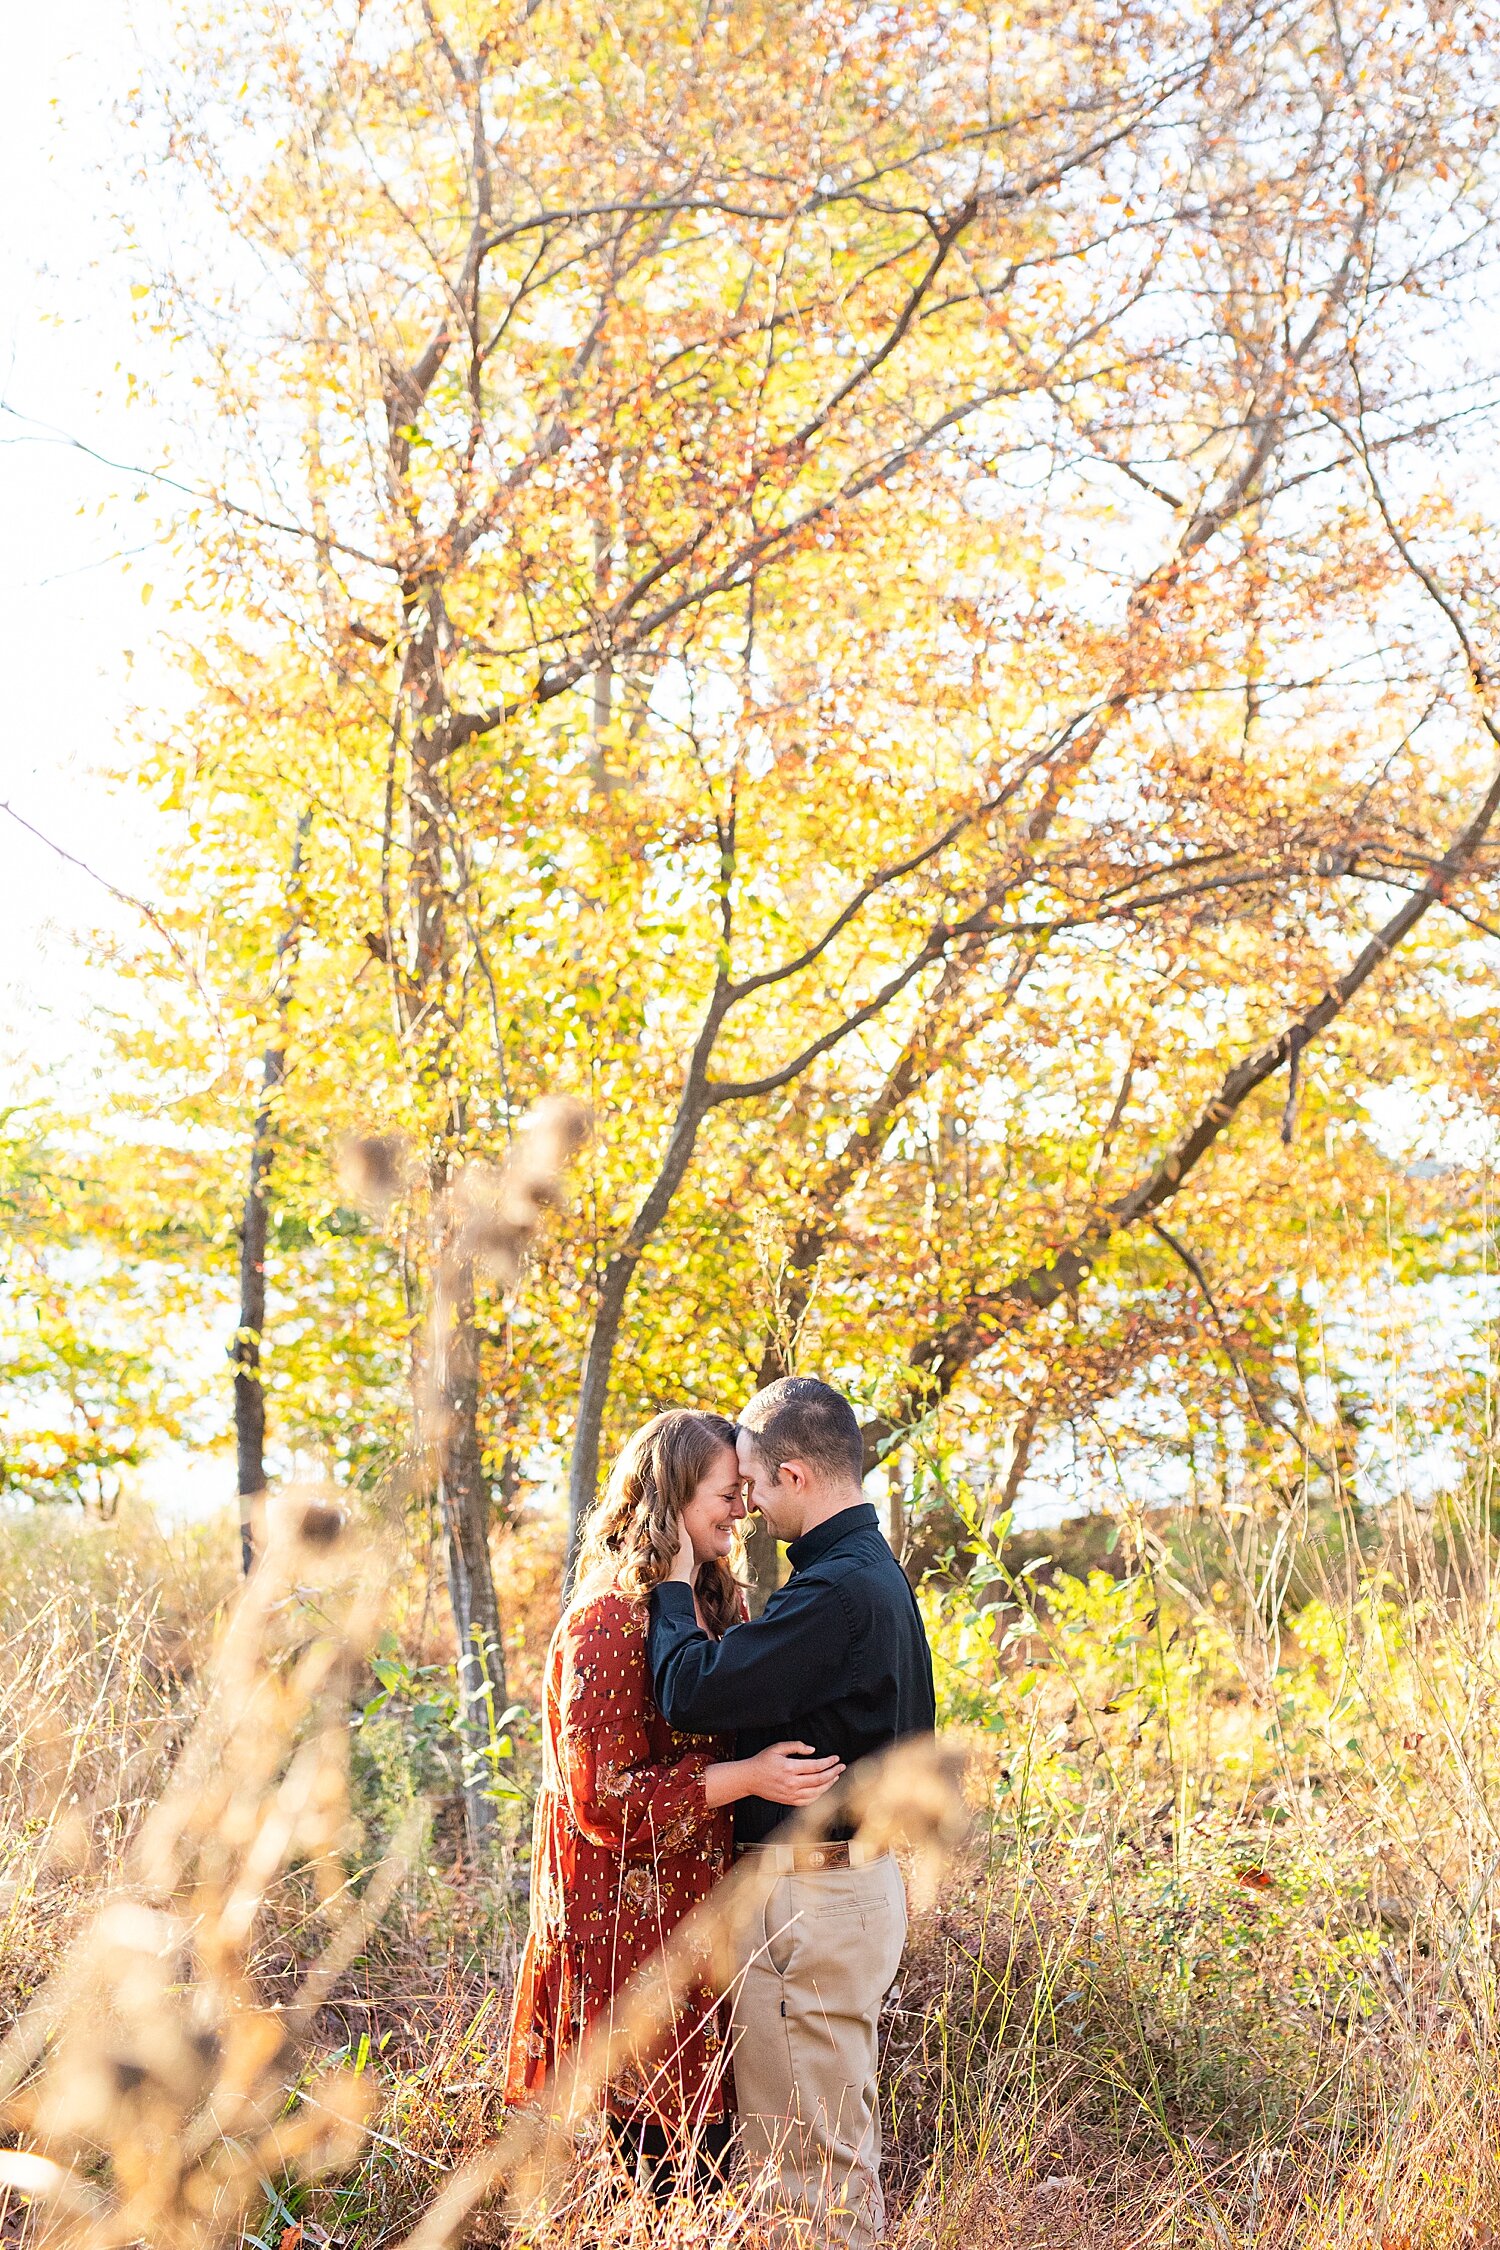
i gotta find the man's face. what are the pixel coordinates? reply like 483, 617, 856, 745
736, 1427, 804, 1541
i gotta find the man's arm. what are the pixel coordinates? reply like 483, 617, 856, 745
649, 1571, 856, 1734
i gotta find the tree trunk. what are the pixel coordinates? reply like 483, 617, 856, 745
233, 1135, 272, 1575
740, 1516, 782, 1618
564, 991, 727, 1572
431, 1258, 508, 1856
233, 814, 310, 1573
566, 1249, 636, 1582
993, 1392, 1042, 1529
738, 1333, 796, 1612
402, 640, 512, 1851
888, 1465, 907, 1566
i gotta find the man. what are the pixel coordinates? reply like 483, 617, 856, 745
648, 1376, 936, 2250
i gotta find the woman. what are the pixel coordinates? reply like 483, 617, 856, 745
504, 1408, 842, 2200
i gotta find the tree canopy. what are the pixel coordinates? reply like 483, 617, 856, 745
8, 0, 1500, 1653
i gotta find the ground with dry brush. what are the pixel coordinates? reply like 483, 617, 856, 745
7, 1490, 1500, 2249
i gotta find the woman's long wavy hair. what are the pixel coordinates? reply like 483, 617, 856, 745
577, 1409, 743, 1638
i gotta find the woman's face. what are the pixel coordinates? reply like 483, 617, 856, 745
678, 1441, 747, 1565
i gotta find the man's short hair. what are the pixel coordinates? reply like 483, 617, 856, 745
738, 1376, 865, 1488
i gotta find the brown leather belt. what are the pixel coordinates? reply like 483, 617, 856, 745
735, 1839, 868, 1872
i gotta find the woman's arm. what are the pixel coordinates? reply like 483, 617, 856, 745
704, 1742, 845, 1809
558, 1597, 717, 1859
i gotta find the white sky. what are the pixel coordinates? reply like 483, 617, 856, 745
0, 2, 234, 1518
1, 0, 179, 1097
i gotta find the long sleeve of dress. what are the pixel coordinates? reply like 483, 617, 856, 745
557, 1594, 717, 1861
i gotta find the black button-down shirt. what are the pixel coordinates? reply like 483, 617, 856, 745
647, 1502, 937, 1846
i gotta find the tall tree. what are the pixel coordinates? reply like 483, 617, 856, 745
104, 0, 1500, 1614
135, 0, 1275, 1547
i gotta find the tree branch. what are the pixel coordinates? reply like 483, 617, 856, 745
1150, 1220, 1336, 1478
896, 726, 1500, 1410
0, 798, 228, 1049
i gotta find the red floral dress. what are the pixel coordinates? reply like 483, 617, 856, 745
504, 1581, 738, 2129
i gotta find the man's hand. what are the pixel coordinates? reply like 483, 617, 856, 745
666, 1516, 696, 1586
746, 1741, 845, 1806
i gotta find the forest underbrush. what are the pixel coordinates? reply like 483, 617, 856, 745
5, 1479, 1500, 2248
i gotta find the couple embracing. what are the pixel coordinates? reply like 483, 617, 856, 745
505, 1376, 936, 2247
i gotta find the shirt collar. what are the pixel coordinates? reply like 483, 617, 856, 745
786, 1500, 879, 1573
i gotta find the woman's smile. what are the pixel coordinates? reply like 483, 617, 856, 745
679, 1449, 747, 1564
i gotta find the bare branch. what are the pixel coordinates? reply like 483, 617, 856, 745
0, 798, 228, 1051
898, 726, 1500, 1407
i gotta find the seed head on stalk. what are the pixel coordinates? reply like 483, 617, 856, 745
0, 1490, 407, 2250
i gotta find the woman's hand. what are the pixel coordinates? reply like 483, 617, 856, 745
745, 1741, 845, 1807
703, 1741, 845, 1811
666, 1516, 696, 1585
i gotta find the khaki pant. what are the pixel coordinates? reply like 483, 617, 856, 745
732, 1853, 908, 2250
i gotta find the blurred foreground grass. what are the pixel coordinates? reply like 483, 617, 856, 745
5, 1483, 1500, 2247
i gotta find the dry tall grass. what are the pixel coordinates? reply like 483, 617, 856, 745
885, 1478, 1500, 2249
0, 1510, 237, 2025
6, 1473, 1500, 2248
